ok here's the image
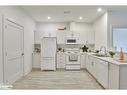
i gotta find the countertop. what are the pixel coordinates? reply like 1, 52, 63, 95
57, 51, 127, 65
85, 52, 127, 66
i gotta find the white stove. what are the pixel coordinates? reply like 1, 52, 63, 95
65, 48, 80, 70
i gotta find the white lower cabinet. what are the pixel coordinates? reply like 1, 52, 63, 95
32, 53, 41, 68
108, 63, 127, 89
86, 55, 108, 89
108, 63, 119, 89
57, 52, 65, 69
85, 54, 127, 89
96, 59, 108, 89
80, 54, 86, 69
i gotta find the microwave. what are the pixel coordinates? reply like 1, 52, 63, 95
66, 37, 79, 44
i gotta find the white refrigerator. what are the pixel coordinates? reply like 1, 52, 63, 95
41, 37, 57, 70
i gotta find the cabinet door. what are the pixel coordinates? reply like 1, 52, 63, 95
80, 54, 86, 69
86, 55, 91, 71
57, 54, 65, 69
32, 54, 41, 68
108, 63, 119, 89
57, 31, 65, 44
86, 30, 94, 44
97, 59, 108, 88
88, 56, 95, 76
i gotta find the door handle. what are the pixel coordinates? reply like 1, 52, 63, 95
21, 53, 24, 56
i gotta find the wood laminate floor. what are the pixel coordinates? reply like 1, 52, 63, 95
12, 69, 103, 89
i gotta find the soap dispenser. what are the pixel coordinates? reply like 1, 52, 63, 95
119, 48, 124, 60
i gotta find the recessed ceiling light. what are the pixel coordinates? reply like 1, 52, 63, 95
79, 16, 83, 20
47, 16, 51, 19
97, 8, 102, 12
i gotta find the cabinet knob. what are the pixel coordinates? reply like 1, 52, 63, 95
91, 62, 94, 66
21, 53, 24, 56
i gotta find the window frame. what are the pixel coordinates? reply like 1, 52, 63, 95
112, 25, 127, 53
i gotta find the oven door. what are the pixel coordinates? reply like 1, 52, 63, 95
69, 54, 78, 62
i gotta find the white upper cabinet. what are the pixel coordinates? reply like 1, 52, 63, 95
56, 30, 65, 44
68, 22, 94, 44
43, 31, 56, 37
35, 22, 95, 44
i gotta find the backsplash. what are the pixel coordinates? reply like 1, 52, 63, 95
57, 44, 95, 52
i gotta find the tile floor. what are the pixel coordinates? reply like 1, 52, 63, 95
12, 69, 103, 89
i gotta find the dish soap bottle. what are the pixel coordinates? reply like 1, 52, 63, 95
119, 48, 124, 60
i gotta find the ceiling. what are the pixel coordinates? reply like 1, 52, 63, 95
22, 6, 127, 23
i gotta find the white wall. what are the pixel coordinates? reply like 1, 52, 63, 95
35, 22, 70, 44
93, 12, 108, 50
0, 6, 36, 77
108, 11, 127, 49
0, 13, 3, 84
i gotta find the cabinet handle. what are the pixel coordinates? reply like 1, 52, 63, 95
91, 62, 94, 66
21, 53, 24, 56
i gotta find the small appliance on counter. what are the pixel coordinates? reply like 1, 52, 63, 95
81, 45, 88, 52
34, 44, 41, 53
57, 48, 65, 52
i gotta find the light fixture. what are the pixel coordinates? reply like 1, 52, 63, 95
97, 8, 102, 12
47, 16, 51, 19
79, 16, 83, 20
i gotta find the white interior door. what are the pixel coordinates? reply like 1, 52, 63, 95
0, 13, 3, 84
4, 18, 24, 85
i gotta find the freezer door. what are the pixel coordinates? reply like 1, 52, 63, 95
41, 58, 56, 70
41, 37, 56, 57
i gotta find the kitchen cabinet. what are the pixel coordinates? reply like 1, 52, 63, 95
56, 31, 65, 44
32, 53, 41, 68
108, 63, 119, 89
108, 63, 127, 89
86, 30, 94, 44
69, 22, 94, 44
86, 55, 96, 77
96, 59, 108, 89
85, 55, 108, 88
43, 31, 56, 37
87, 56, 96, 76
85, 53, 127, 89
57, 52, 66, 69
80, 54, 86, 69
65, 30, 79, 38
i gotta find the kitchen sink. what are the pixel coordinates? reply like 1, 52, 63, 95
113, 58, 127, 63
92, 53, 109, 57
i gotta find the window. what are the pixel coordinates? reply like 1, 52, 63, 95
113, 28, 127, 52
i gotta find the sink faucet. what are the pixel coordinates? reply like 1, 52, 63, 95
100, 46, 106, 55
